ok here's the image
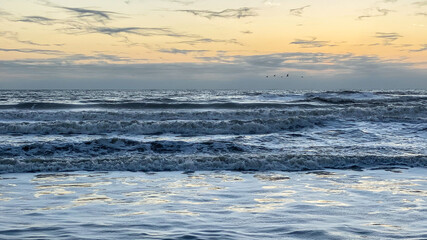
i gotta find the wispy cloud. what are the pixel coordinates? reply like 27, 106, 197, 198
0, 8, 11, 17
126, 0, 195, 5
158, 48, 207, 54
32, 2, 199, 43
415, 12, 427, 16
0, 54, 147, 68
56, 6, 120, 25
17, 16, 57, 25
410, 44, 427, 52
0, 31, 62, 46
289, 5, 310, 17
290, 37, 336, 48
357, 8, 393, 20
178, 38, 242, 46
0, 48, 63, 55
88, 26, 193, 38
0, 8, 13, 22
241, 30, 253, 34
413, 1, 427, 7
33, 18, 196, 43
169, 0, 195, 5
264, 0, 281, 6
177, 7, 257, 19
374, 32, 402, 45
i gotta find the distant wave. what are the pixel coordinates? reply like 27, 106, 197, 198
0, 102, 304, 110
0, 93, 427, 110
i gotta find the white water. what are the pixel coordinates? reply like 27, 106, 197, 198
0, 90, 425, 173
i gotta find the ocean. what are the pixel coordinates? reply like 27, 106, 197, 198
0, 90, 426, 239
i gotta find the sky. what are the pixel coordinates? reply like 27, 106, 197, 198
0, 0, 426, 89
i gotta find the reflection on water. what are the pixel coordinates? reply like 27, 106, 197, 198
34, 188, 74, 198
73, 193, 113, 205
114, 211, 147, 217
0, 168, 426, 239
302, 200, 350, 207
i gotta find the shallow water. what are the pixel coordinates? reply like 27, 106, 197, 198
0, 169, 426, 239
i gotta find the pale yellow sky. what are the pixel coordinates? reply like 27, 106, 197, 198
1, 0, 426, 62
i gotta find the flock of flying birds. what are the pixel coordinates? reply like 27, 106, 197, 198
266, 74, 303, 78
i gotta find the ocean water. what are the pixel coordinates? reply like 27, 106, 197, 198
0, 90, 426, 239
0, 90, 425, 172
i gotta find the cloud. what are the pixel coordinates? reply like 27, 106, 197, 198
126, 0, 195, 5
290, 37, 336, 48
394, 44, 413, 49
0, 53, 145, 66
0, 51, 425, 90
241, 30, 253, 34
178, 38, 242, 46
56, 6, 120, 24
17, 16, 57, 25
264, 0, 281, 6
357, 8, 393, 20
169, 0, 195, 5
415, 12, 427, 16
0, 31, 62, 47
86, 26, 193, 38
61, 53, 146, 64
374, 32, 402, 45
0, 8, 11, 17
177, 7, 257, 19
410, 44, 427, 52
55, 23, 198, 43
0, 8, 13, 22
413, 1, 427, 7
30, 2, 197, 41
158, 48, 207, 54
0, 48, 63, 55
289, 5, 310, 17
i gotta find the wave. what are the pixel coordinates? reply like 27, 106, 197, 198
0, 90, 425, 174
0, 92, 425, 110
0, 117, 328, 135
0, 104, 424, 135
0, 102, 425, 119
304, 92, 427, 104
0, 102, 310, 110
0, 153, 425, 173
0, 138, 256, 158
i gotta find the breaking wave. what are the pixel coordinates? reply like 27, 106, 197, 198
1, 153, 426, 173
0, 89, 425, 174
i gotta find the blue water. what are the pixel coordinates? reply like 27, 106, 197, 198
0, 90, 425, 173
0, 90, 426, 239
1, 169, 426, 239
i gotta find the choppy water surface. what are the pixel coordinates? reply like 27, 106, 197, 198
0, 90, 425, 172
0, 90, 426, 239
